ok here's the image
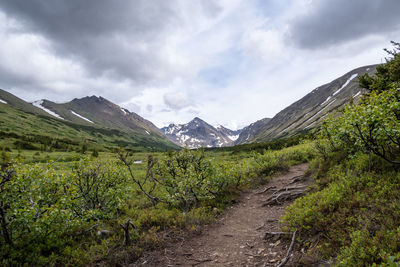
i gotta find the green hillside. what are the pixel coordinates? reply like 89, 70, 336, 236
0, 92, 179, 153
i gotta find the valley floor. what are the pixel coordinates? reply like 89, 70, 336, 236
134, 163, 309, 267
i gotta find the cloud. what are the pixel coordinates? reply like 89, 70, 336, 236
240, 29, 284, 61
287, 0, 400, 49
163, 91, 193, 110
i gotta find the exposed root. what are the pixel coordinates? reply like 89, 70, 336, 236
256, 185, 277, 194
263, 190, 305, 206
271, 185, 308, 195
264, 231, 293, 240
287, 175, 307, 185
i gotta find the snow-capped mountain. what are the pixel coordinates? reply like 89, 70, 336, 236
161, 117, 244, 148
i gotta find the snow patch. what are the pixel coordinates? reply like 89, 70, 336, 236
304, 121, 317, 129
190, 137, 202, 143
175, 129, 188, 137
366, 68, 370, 71
333, 74, 358, 96
305, 99, 336, 125
32, 100, 64, 120
228, 135, 239, 141
353, 91, 362, 98
71, 110, 93, 123
0, 99, 7, 104
321, 96, 331, 106
179, 134, 190, 143
145, 130, 150, 135
120, 107, 127, 115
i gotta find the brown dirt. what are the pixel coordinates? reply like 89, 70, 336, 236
133, 163, 310, 267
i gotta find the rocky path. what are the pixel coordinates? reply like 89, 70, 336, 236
134, 163, 310, 267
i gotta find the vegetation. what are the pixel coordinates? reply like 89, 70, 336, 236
204, 132, 310, 154
0, 138, 315, 265
282, 42, 400, 266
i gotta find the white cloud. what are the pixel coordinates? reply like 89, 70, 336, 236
240, 29, 284, 62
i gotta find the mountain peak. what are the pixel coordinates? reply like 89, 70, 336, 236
191, 117, 204, 123
161, 117, 244, 148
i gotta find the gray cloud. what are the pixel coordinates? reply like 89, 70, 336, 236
0, 0, 181, 82
287, 0, 400, 49
0, 0, 224, 89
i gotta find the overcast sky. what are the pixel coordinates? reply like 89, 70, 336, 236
0, 0, 399, 129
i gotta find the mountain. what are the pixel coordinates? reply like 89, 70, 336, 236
237, 64, 377, 143
161, 117, 243, 148
0, 89, 178, 152
35, 96, 162, 136
234, 118, 271, 144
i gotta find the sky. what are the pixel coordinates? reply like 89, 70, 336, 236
0, 0, 399, 129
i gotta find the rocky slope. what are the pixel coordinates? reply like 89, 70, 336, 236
161, 117, 243, 148
237, 64, 378, 143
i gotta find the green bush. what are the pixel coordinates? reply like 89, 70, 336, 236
155, 149, 236, 210
252, 142, 315, 178
0, 158, 132, 265
283, 154, 400, 265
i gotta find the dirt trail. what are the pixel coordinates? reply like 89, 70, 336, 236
134, 163, 309, 267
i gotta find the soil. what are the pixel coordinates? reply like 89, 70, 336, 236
133, 163, 310, 267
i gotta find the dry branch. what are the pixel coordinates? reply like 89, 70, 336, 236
276, 230, 297, 267
120, 219, 136, 246
188, 258, 212, 266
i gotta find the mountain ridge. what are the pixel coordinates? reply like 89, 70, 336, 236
236, 64, 378, 143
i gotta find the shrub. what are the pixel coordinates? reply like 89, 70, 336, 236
252, 142, 315, 178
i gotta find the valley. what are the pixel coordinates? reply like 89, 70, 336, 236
1, 54, 399, 266
0, 1, 399, 263
0, 63, 376, 156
